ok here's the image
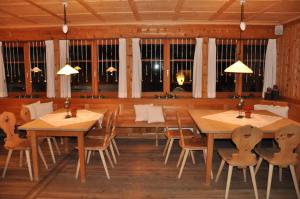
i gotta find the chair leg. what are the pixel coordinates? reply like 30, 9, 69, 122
215, 159, 225, 183
38, 146, 48, 170
52, 137, 61, 155
86, 150, 92, 164
290, 165, 300, 199
177, 149, 185, 168
243, 168, 247, 183
99, 150, 110, 179
2, 149, 13, 178
255, 157, 263, 175
266, 164, 274, 199
249, 166, 259, 199
25, 150, 33, 181
20, 150, 23, 168
164, 138, 174, 165
279, 167, 282, 182
163, 138, 171, 156
109, 143, 117, 164
105, 149, 114, 168
112, 138, 120, 156
225, 165, 233, 199
47, 137, 56, 164
178, 149, 189, 179
190, 151, 195, 165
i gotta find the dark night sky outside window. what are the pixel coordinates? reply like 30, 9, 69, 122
30, 42, 46, 93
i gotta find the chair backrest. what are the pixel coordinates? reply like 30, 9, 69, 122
163, 106, 187, 130
20, 106, 32, 123
176, 111, 186, 147
272, 124, 300, 166
231, 125, 263, 166
0, 112, 22, 148
103, 111, 113, 147
111, 105, 120, 138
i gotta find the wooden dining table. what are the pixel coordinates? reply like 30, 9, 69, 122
18, 109, 106, 183
189, 109, 300, 185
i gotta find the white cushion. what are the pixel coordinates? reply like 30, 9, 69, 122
254, 104, 289, 118
35, 101, 53, 118
24, 101, 40, 120
147, 106, 165, 123
134, 104, 153, 122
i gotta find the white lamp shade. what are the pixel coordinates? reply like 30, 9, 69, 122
62, 24, 68, 34
224, 60, 253, 73
32, 66, 42, 73
57, 64, 79, 75
106, 66, 117, 73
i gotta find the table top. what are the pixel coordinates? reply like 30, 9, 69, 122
18, 109, 106, 132
189, 109, 300, 134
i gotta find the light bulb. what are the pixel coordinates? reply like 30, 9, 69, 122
240, 21, 246, 31
62, 24, 68, 34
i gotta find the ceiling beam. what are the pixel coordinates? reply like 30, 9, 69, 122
0, 8, 36, 24
209, 0, 236, 21
283, 15, 300, 25
128, 0, 141, 21
76, 0, 105, 22
245, 0, 283, 21
24, 0, 63, 21
173, 0, 185, 20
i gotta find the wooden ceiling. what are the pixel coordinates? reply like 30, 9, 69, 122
0, 0, 300, 28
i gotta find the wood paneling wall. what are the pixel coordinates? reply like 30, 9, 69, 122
277, 20, 300, 101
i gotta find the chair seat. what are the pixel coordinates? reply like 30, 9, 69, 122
255, 147, 296, 167
218, 148, 257, 167
87, 129, 106, 138
165, 129, 194, 139
179, 136, 207, 150
5, 138, 44, 150
75, 138, 106, 150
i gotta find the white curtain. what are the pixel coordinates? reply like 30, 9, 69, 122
207, 38, 216, 98
59, 40, 71, 98
45, 40, 55, 98
118, 38, 127, 98
262, 39, 277, 97
192, 38, 203, 98
132, 38, 142, 98
0, 42, 8, 97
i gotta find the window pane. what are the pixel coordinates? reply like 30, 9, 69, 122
170, 39, 195, 92
3, 42, 25, 92
98, 39, 119, 92
141, 39, 163, 92
69, 40, 92, 92
216, 39, 237, 92
242, 39, 267, 92
30, 41, 46, 92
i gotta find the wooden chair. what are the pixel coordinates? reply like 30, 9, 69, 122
20, 106, 61, 164
162, 107, 194, 165
75, 111, 114, 180
176, 112, 209, 179
254, 124, 300, 199
86, 105, 120, 164
215, 125, 263, 199
0, 112, 48, 181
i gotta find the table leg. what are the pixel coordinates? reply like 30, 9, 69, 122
63, 137, 70, 154
77, 133, 86, 183
296, 144, 300, 182
155, 127, 159, 147
30, 131, 39, 181
205, 133, 214, 185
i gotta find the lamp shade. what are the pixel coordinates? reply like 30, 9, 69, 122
57, 64, 79, 75
106, 66, 117, 73
224, 60, 253, 74
32, 66, 42, 73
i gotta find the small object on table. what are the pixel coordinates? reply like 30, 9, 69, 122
236, 97, 244, 118
64, 98, 71, 119
271, 85, 279, 100
243, 105, 253, 118
71, 108, 77, 117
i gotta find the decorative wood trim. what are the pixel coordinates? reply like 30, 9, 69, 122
76, 0, 105, 22
245, 1, 283, 21
209, 0, 235, 21
202, 37, 208, 98
53, 40, 61, 98
164, 40, 170, 93
0, 8, 36, 24
128, 0, 141, 21
127, 38, 132, 98
91, 40, 98, 96
173, 0, 185, 21
23, 43, 32, 95
25, 0, 64, 21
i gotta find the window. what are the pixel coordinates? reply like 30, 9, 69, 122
69, 40, 92, 93
98, 39, 119, 92
216, 39, 237, 92
3, 42, 25, 93
242, 39, 267, 92
140, 39, 164, 92
29, 41, 46, 93
170, 39, 195, 92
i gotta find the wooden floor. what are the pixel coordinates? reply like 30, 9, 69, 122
0, 138, 298, 199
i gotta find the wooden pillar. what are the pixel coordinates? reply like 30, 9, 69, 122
54, 40, 61, 98
127, 38, 132, 98
202, 37, 209, 98
164, 39, 170, 94
23, 43, 32, 95
91, 40, 98, 96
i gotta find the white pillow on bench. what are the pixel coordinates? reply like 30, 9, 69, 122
36, 101, 53, 118
254, 104, 289, 118
24, 101, 40, 120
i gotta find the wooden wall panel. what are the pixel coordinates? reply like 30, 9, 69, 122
277, 21, 300, 100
